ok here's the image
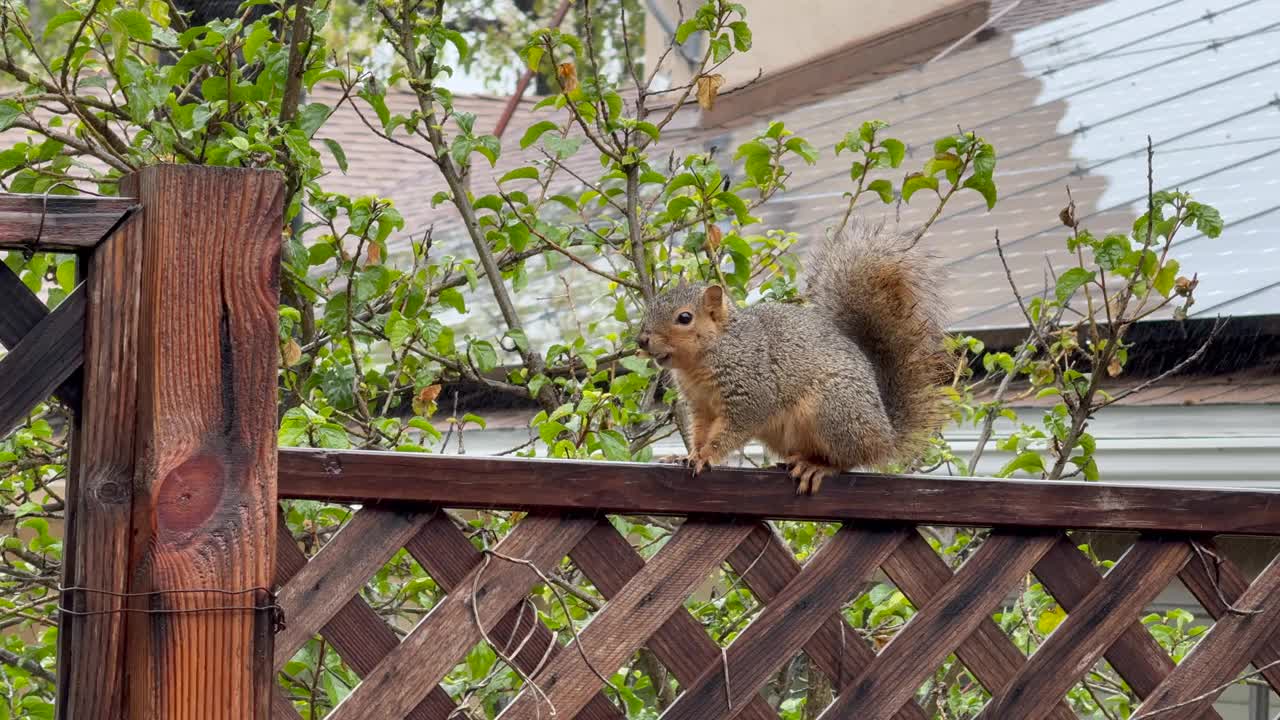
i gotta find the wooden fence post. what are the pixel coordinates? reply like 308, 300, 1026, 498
57, 165, 283, 719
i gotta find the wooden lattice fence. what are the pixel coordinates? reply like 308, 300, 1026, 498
3, 166, 1280, 720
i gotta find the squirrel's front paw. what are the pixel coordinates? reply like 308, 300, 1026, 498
660, 453, 711, 474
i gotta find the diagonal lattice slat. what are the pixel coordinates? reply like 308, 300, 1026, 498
324, 513, 597, 720
0, 264, 83, 410
1133, 551, 1280, 717
663, 525, 910, 720
274, 507, 434, 667
273, 518, 456, 720
823, 531, 1059, 719
404, 512, 622, 720
570, 520, 780, 720
1033, 537, 1220, 719
978, 537, 1192, 719
725, 524, 929, 720
1179, 538, 1280, 696
499, 520, 757, 720
0, 283, 85, 436
881, 532, 1077, 720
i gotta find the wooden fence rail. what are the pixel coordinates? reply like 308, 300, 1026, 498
270, 449, 1280, 720
2, 177, 1280, 719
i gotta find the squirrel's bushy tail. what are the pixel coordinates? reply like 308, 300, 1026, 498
806, 222, 950, 463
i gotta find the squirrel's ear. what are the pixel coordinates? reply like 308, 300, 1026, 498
701, 285, 727, 321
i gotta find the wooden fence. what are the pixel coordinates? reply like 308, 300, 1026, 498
4, 166, 1280, 720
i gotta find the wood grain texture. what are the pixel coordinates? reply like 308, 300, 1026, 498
0, 285, 84, 437
723, 525, 928, 720
1135, 552, 1280, 716
278, 449, 1280, 534
273, 519, 454, 720
500, 520, 756, 720
326, 514, 596, 720
880, 532, 1077, 720
1179, 540, 1280, 695
825, 532, 1057, 720
0, 263, 81, 408
54, 202, 143, 720
0, 194, 136, 251
978, 538, 1192, 720
1034, 537, 1220, 719
274, 507, 433, 666
123, 166, 283, 720
570, 522, 778, 720
663, 525, 909, 720
403, 513, 624, 720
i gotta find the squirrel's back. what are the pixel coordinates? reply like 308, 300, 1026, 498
805, 223, 950, 462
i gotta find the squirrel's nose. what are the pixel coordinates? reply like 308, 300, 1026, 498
637, 334, 650, 351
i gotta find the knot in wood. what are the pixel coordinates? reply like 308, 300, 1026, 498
156, 453, 227, 535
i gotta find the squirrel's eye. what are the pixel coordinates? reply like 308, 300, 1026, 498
676, 311, 694, 325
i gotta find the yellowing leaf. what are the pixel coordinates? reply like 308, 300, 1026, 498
1036, 606, 1067, 635
413, 384, 442, 416
704, 224, 723, 252
282, 339, 302, 367
695, 74, 726, 111
557, 63, 579, 94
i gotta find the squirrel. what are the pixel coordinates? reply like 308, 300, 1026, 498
636, 222, 949, 494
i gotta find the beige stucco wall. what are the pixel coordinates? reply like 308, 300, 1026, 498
644, 0, 964, 89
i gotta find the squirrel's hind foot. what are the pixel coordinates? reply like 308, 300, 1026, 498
785, 458, 836, 495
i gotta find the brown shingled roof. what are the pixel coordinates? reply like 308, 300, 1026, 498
315, 0, 1280, 345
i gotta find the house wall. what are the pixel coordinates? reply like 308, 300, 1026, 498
642, 0, 987, 91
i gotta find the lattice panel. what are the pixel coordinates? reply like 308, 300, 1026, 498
0, 262, 86, 435
272, 506, 1280, 720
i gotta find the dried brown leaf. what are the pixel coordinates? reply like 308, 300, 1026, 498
557, 62, 579, 94
695, 74, 725, 111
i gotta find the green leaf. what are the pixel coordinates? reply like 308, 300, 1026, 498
729, 21, 753, 51
498, 166, 540, 184
505, 328, 529, 353
0, 100, 22, 132
881, 138, 906, 168
962, 174, 998, 210
710, 34, 732, 63
56, 259, 77, 293
469, 339, 498, 372
320, 138, 348, 173
675, 18, 699, 44
112, 9, 153, 42
385, 310, 415, 348
634, 121, 661, 143
1189, 202, 1224, 238
437, 287, 466, 314
717, 192, 751, 224
866, 179, 893, 204
473, 135, 501, 167
596, 429, 630, 461
243, 23, 273, 61
783, 137, 818, 164
524, 45, 544, 71
900, 174, 938, 203
297, 102, 330, 138
544, 135, 583, 159
44, 9, 82, 39
1055, 267, 1096, 304
1153, 258, 1180, 297
1094, 234, 1129, 271
998, 451, 1045, 478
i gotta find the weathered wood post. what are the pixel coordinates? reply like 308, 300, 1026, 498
57, 165, 283, 719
